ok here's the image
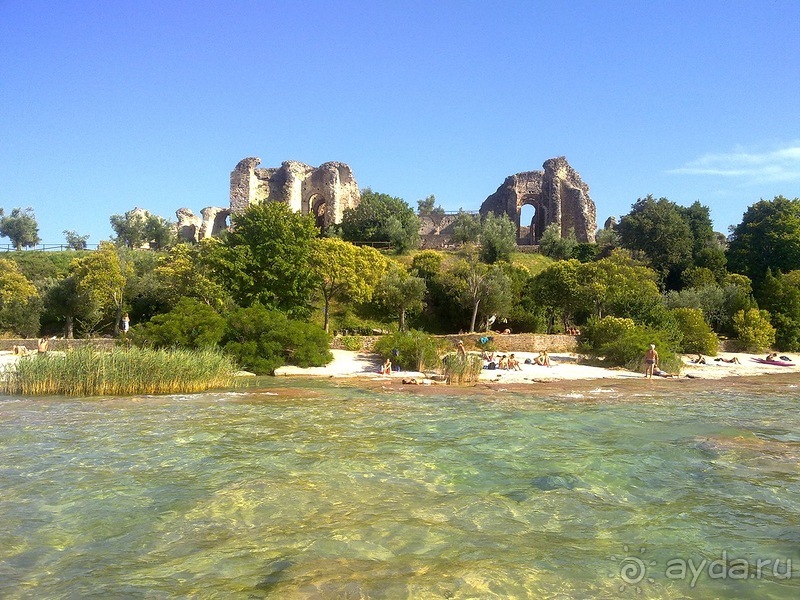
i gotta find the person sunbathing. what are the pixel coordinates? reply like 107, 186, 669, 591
507, 353, 522, 371
535, 350, 551, 367
653, 368, 678, 378
690, 354, 706, 364
713, 356, 741, 364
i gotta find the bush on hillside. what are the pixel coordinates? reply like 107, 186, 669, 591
130, 297, 226, 349
374, 329, 442, 372
732, 308, 775, 352
581, 316, 681, 373
222, 304, 331, 375
670, 307, 719, 355
579, 316, 636, 352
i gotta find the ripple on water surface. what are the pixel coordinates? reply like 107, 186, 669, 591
0, 380, 799, 598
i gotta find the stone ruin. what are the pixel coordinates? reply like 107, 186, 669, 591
229, 157, 361, 229
174, 156, 360, 242
480, 157, 597, 244
174, 155, 600, 246
175, 206, 230, 243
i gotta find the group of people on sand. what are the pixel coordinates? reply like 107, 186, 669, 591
689, 354, 742, 365
480, 349, 551, 370
481, 351, 522, 371
11, 338, 49, 356
644, 344, 750, 379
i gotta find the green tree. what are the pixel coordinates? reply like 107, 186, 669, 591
410, 250, 458, 333
155, 243, 228, 310
663, 282, 754, 336
759, 269, 800, 350
310, 237, 387, 332
450, 210, 481, 245
595, 226, 620, 254
69, 242, 130, 334
340, 189, 419, 253
446, 257, 512, 333
410, 250, 443, 281
42, 275, 93, 338
670, 307, 719, 354
417, 194, 445, 220
0, 207, 40, 250
222, 304, 331, 375
526, 259, 581, 333
480, 212, 517, 263
110, 209, 175, 250
374, 329, 441, 371
130, 297, 226, 349
680, 266, 717, 289
373, 265, 426, 331
63, 230, 90, 250
575, 256, 662, 323
0, 258, 40, 336
617, 195, 694, 288
207, 202, 318, 317
732, 308, 776, 352
538, 223, 578, 260
678, 201, 727, 278
726, 196, 800, 289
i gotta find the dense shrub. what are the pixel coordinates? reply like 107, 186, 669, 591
670, 307, 719, 355
0, 296, 42, 338
732, 308, 776, 352
338, 335, 364, 351
129, 297, 226, 349
374, 329, 442, 371
582, 317, 681, 373
579, 316, 636, 351
222, 304, 331, 375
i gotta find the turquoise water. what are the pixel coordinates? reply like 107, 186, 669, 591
1, 378, 798, 599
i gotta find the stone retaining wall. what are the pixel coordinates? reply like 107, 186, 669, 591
331, 333, 578, 353
0, 338, 116, 352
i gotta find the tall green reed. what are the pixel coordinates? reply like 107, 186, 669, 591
441, 352, 484, 385
1, 347, 235, 396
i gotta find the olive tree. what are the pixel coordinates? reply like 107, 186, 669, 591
0, 207, 40, 250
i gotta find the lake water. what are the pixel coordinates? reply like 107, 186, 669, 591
1, 377, 798, 599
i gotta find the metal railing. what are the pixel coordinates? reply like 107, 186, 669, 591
1, 243, 102, 252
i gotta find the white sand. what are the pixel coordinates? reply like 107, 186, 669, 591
275, 349, 800, 383
4, 348, 797, 386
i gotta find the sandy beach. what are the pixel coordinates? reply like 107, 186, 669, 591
273, 349, 800, 384
3, 348, 796, 389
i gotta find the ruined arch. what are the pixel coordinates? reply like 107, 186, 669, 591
310, 195, 327, 230
518, 196, 545, 244
479, 157, 596, 244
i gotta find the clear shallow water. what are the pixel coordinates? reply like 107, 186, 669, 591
1, 379, 798, 599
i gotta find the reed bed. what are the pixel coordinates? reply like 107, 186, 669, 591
441, 353, 484, 385
2, 347, 235, 396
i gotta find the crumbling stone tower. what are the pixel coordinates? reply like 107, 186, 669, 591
230, 157, 361, 229
480, 157, 597, 243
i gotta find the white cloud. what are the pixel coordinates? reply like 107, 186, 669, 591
669, 143, 800, 182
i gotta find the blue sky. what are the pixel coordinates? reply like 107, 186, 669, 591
1, 0, 799, 246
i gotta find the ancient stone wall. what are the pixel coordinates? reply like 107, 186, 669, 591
480, 157, 597, 244
229, 157, 360, 229
330, 333, 579, 353
0, 338, 116, 352
176, 207, 230, 243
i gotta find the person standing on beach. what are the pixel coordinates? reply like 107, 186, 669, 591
644, 344, 658, 378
